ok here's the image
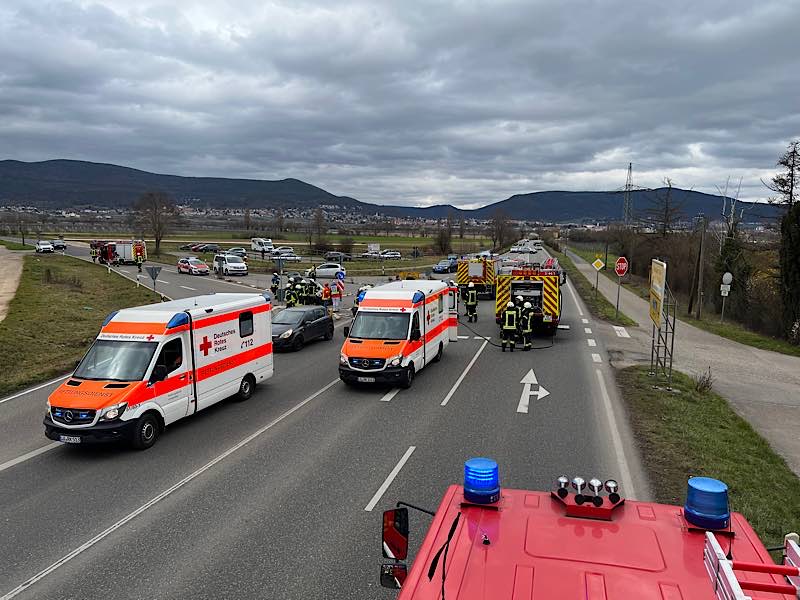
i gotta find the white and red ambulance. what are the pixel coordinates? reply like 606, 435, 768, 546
44, 293, 273, 449
339, 280, 459, 389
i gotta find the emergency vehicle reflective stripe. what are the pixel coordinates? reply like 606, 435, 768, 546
540, 276, 559, 316
359, 298, 415, 309
193, 303, 270, 329
494, 275, 559, 318
102, 322, 170, 335
495, 277, 512, 317
502, 310, 517, 329
402, 320, 450, 357
456, 261, 469, 285
195, 342, 272, 382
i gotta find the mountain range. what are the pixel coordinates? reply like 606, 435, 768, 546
0, 159, 779, 222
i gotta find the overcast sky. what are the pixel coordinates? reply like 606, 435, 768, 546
1, 1, 798, 208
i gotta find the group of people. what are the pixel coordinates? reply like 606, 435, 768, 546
500, 295, 539, 352
275, 274, 341, 311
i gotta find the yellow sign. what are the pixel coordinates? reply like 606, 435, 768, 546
649, 259, 667, 327
592, 259, 605, 271
399, 271, 420, 280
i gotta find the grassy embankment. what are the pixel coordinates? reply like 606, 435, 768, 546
0, 239, 34, 250
0, 254, 162, 397
569, 243, 800, 357
617, 365, 800, 545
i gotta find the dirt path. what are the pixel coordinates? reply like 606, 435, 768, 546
0, 247, 24, 323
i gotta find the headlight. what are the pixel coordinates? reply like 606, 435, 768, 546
388, 354, 403, 367
100, 402, 127, 421
340, 353, 349, 365
279, 329, 293, 339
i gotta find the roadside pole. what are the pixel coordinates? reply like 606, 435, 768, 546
591, 258, 604, 300
695, 217, 707, 320
614, 257, 629, 319
720, 272, 732, 324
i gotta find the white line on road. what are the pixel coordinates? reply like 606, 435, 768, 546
457, 335, 470, 339
592, 353, 602, 363
441, 340, 488, 406
473, 336, 488, 340
594, 369, 636, 499
159, 280, 170, 285
581, 318, 589, 324
364, 446, 416, 512
0, 443, 60, 474
565, 279, 584, 316
0, 375, 70, 405
380, 389, 400, 402
587, 339, 597, 347
179, 285, 197, 291
584, 327, 592, 334
0, 377, 340, 600
613, 326, 631, 338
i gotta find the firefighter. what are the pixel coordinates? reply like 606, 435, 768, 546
270, 272, 280, 298
307, 279, 318, 305
90, 246, 96, 263
298, 279, 308, 304
520, 301, 534, 351
465, 282, 478, 322
501, 301, 518, 352
136, 251, 143, 273
285, 284, 298, 308
321, 283, 332, 311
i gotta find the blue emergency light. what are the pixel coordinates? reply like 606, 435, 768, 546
463, 458, 500, 504
167, 312, 189, 329
101, 310, 119, 327
684, 477, 730, 530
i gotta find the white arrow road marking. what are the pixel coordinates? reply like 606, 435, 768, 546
516, 369, 550, 413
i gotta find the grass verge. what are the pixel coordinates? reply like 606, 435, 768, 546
0, 239, 34, 250
0, 254, 162, 398
616, 365, 800, 544
547, 247, 637, 327
681, 314, 800, 358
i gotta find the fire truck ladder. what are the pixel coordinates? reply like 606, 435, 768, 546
704, 531, 800, 599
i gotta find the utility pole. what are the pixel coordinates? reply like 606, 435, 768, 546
695, 216, 707, 320
623, 162, 633, 227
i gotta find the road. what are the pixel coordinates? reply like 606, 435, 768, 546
0, 248, 648, 599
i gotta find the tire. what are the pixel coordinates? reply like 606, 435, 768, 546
324, 326, 334, 341
399, 364, 415, 389
235, 375, 256, 401
293, 335, 305, 351
130, 413, 161, 450
432, 343, 443, 363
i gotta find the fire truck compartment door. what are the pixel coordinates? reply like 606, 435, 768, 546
468, 262, 484, 277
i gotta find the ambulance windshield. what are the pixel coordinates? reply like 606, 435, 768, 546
74, 340, 158, 382
349, 311, 410, 340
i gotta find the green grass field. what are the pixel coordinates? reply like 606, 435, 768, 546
0, 254, 162, 397
616, 365, 800, 545
0, 239, 34, 250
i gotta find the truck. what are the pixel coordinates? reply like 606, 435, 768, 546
495, 265, 565, 333
379, 458, 800, 599
44, 293, 273, 449
455, 257, 500, 299
339, 280, 459, 389
92, 240, 146, 265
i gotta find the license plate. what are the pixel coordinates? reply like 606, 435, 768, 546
59, 435, 82, 444
543, 315, 552, 322
357, 377, 376, 383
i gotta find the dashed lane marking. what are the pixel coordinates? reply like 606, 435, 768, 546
587, 339, 597, 347
180, 285, 197, 291
364, 446, 416, 512
581, 318, 589, 324
0, 443, 60, 473
457, 335, 470, 339
441, 340, 489, 407
380, 389, 400, 403
592, 353, 602, 363
584, 327, 592, 334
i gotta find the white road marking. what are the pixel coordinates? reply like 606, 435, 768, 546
592, 353, 602, 363
581, 318, 589, 324
584, 327, 592, 334
557, 324, 570, 330
457, 335, 470, 339
565, 279, 584, 316
517, 369, 550, 413
364, 445, 416, 512
0, 378, 341, 600
595, 369, 636, 499
587, 339, 597, 347
613, 326, 631, 338
159, 280, 170, 285
180, 285, 197, 291
380, 389, 400, 402
441, 340, 489, 406
0, 375, 70, 406
0, 443, 60, 473
473, 336, 488, 340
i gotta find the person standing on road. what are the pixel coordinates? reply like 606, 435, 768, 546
299, 279, 308, 305
261, 248, 266, 260
322, 283, 332, 311
285, 284, 298, 308
501, 301, 518, 352
270, 272, 280, 298
332, 282, 342, 313
465, 282, 478, 322
136, 251, 143, 273
520, 302, 533, 351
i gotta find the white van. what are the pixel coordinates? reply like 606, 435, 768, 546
251, 238, 274, 253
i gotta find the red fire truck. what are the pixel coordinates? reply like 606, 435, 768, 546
380, 458, 800, 599
91, 240, 147, 265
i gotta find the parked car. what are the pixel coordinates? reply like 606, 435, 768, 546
226, 247, 248, 258
272, 246, 295, 255
179, 242, 199, 250
271, 306, 334, 351
189, 243, 207, 252
306, 263, 346, 279
51, 239, 66, 250
213, 253, 248, 276
275, 253, 302, 263
200, 243, 221, 253
360, 251, 382, 260
324, 251, 352, 262
433, 258, 457, 273
177, 257, 210, 275
380, 250, 402, 260
35, 240, 54, 253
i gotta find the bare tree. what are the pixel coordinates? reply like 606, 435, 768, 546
458, 216, 466, 239
16, 211, 29, 246
313, 208, 327, 241
272, 209, 284, 237
644, 178, 683, 237
243, 208, 251, 232
489, 210, 511, 250
132, 191, 177, 255
763, 140, 799, 209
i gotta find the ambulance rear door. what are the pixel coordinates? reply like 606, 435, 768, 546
448, 287, 458, 342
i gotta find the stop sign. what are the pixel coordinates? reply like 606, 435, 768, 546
615, 257, 629, 277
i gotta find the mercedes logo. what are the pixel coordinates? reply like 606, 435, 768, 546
64, 410, 74, 423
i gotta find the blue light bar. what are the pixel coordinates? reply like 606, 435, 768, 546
463, 457, 500, 504
166, 312, 189, 329
684, 477, 730, 530
101, 310, 119, 327
412, 291, 425, 303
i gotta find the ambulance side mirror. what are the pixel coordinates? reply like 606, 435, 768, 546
149, 365, 168, 385
380, 563, 407, 589
382, 508, 409, 560
410, 329, 421, 342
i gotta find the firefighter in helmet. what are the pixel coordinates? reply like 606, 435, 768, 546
501, 301, 518, 352
520, 301, 534, 351
465, 282, 478, 322
285, 283, 298, 308
270, 272, 280, 298
136, 250, 144, 273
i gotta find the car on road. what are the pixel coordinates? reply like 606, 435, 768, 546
432, 258, 457, 273
324, 251, 352, 262
51, 239, 66, 250
510, 245, 534, 253
360, 251, 382, 260
179, 242, 200, 250
306, 263, 346, 279
177, 257, 210, 275
272, 246, 295, 255
35, 240, 54, 253
275, 253, 302, 262
380, 250, 402, 260
213, 253, 248, 276
272, 306, 334, 351
189, 243, 207, 252
200, 243, 221, 254
226, 247, 248, 259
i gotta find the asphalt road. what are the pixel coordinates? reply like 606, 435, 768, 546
0, 247, 648, 599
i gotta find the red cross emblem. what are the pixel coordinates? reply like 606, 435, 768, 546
145, 334, 155, 341
199, 336, 212, 356
426, 312, 431, 323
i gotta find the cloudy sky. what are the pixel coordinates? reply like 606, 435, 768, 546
1, 1, 798, 208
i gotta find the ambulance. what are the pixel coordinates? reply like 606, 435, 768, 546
339, 280, 459, 389
44, 293, 273, 450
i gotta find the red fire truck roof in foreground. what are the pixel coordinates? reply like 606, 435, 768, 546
398, 485, 795, 600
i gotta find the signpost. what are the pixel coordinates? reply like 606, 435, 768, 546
720, 272, 733, 323
614, 257, 629, 319
592, 258, 605, 299
648, 258, 676, 388
145, 265, 162, 293
649, 259, 666, 328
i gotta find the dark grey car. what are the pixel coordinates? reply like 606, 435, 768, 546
272, 306, 334, 351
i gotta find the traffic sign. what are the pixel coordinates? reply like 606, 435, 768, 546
336, 270, 345, 281
722, 272, 733, 285
649, 259, 667, 328
615, 257, 629, 277
145, 266, 161, 283
720, 284, 731, 296
592, 259, 605, 271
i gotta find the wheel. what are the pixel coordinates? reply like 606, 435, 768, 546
130, 413, 160, 450
399, 364, 415, 389
293, 335, 305, 351
324, 326, 334, 341
432, 343, 443, 363
235, 375, 256, 401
